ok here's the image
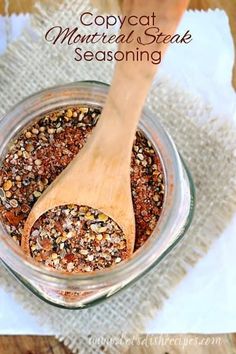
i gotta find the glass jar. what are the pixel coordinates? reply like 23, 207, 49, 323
0, 81, 195, 309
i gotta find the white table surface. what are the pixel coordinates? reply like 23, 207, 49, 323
0, 10, 236, 335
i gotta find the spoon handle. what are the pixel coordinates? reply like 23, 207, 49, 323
88, 0, 189, 158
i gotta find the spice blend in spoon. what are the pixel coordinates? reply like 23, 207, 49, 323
30, 205, 127, 273
0, 106, 164, 272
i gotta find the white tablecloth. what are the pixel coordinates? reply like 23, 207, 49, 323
0, 9, 236, 334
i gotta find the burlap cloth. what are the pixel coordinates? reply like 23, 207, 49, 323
0, 1, 236, 353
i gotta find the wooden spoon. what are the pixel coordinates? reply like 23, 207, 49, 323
21, 0, 189, 262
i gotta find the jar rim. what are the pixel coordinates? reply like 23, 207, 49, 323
0, 81, 194, 289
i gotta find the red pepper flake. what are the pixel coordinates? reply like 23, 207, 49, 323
5, 211, 24, 227
64, 253, 75, 263
40, 239, 52, 251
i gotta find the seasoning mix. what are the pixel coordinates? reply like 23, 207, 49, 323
30, 205, 127, 273
0, 106, 164, 273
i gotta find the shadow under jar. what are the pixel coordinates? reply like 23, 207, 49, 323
0, 81, 195, 309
